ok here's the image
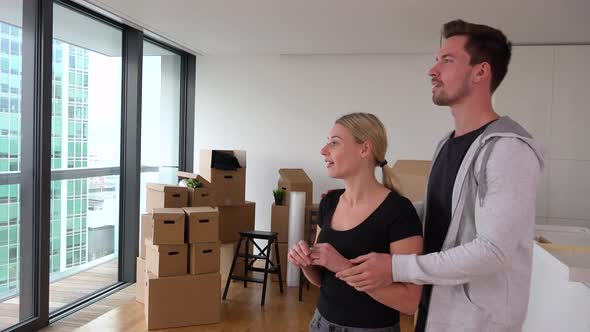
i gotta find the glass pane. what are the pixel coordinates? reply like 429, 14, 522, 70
49, 3, 122, 314
0, 1, 26, 329
140, 41, 181, 214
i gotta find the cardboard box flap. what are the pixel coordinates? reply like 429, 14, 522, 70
152, 208, 185, 216
278, 168, 312, 185
146, 183, 187, 194
176, 172, 211, 186
388, 160, 431, 202
183, 206, 219, 214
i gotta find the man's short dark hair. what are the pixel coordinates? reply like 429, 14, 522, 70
442, 19, 512, 92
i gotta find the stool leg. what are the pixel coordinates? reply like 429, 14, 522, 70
298, 270, 303, 301
261, 238, 272, 305
223, 236, 243, 300
273, 237, 284, 293
243, 238, 249, 288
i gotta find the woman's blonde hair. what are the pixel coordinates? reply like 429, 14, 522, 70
335, 112, 398, 193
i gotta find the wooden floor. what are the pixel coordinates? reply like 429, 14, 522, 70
53, 281, 320, 332
0, 258, 118, 331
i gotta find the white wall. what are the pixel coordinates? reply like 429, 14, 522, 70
194, 46, 590, 232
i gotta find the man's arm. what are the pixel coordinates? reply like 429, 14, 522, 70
393, 139, 540, 285
338, 139, 540, 288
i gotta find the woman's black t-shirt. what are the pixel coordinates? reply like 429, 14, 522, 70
315, 189, 422, 328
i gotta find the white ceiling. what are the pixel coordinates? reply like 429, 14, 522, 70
82, 0, 590, 55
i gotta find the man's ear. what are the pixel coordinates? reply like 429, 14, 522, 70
473, 62, 491, 84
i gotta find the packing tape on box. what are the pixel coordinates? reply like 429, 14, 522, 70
287, 191, 306, 287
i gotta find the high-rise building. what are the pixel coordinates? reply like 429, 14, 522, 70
0, 21, 94, 296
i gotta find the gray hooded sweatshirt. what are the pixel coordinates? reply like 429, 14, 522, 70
393, 116, 544, 332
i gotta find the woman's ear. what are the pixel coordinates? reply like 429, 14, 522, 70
360, 140, 372, 158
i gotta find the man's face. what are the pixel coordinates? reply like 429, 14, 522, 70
428, 35, 475, 106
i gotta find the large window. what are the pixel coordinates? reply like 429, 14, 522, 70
0, 1, 193, 331
0, 1, 27, 330
48, 2, 122, 313
140, 41, 181, 214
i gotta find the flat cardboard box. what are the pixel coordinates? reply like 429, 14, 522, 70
388, 160, 431, 202
271, 204, 290, 243
218, 201, 256, 243
190, 242, 221, 275
149, 208, 185, 245
177, 172, 216, 207
271, 242, 288, 282
183, 207, 219, 243
199, 149, 247, 206
146, 183, 188, 212
145, 272, 221, 330
145, 240, 188, 277
136, 257, 146, 304
139, 214, 152, 259
278, 168, 313, 206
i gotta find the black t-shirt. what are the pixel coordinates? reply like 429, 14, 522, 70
416, 120, 495, 332
316, 189, 422, 328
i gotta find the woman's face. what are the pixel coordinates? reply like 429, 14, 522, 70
320, 123, 368, 179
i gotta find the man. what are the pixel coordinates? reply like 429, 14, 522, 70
336, 19, 544, 331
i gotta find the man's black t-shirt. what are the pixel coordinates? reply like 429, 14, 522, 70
316, 189, 422, 328
415, 120, 495, 332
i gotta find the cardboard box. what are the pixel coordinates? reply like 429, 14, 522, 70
139, 214, 152, 259
136, 257, 146, 304
271, 242, 288, 282
278, 169, 313, 206
388, 160, 431, 202
149, 208, 185, 245
145, 240, 188, 277
183, 207, 219, 243
271, 204, 290, 243
177, 171, 216, 207
146, 183, 188, 212
218, 201, 255, 243
145, 272, 221, 330
190, 242, 221, 275
199, 149, 246, 206
220, 242, 253, 281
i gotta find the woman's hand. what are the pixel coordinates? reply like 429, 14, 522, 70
287, 240, 313, 267
310, 243, 353, 273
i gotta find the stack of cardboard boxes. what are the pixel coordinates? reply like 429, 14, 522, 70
137, 182, 222, 330
199, 150, 256, 281
270, 169, 314, 282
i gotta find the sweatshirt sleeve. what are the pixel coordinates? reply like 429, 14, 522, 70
393, 138, 540, 285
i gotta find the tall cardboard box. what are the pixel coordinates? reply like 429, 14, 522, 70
278, 169, 313, 206
271, 243, 288, 282
149, 208, 185, 245
177, 171, 216, 207
199, 149, 246, 206
145, 272, 221, 330
218, 201, 255, 243
139, 214, 152, 259
183, 207, 219, 243
136, 257, 146, 303
388, 160, 431, 202
145, 240, 188, 277
271, 204, 290, 243
220, 242, 253, 282
190, 242, 221, 275
146, 183, 188, 212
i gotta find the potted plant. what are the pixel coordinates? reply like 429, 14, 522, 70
273, 188, 285, 205
187, 178, 203, 188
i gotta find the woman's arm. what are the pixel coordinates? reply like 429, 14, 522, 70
365, 235, 423, 315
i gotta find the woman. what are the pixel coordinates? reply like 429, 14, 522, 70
288, 113, 423, 332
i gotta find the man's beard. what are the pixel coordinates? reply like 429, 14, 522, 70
432, 77, 471, 106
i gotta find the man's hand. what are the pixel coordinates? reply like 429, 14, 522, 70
310, 243, 353, 273
335, 252, 393, 291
